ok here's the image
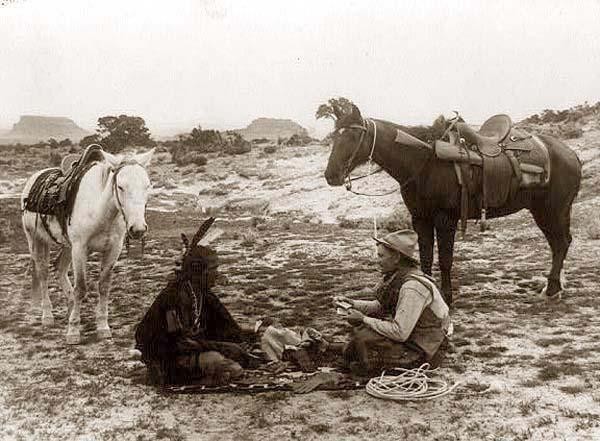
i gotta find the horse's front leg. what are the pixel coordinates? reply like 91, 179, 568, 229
66, 244, 87, 345
96, 239, 123, 340
412, 216, 434, 276
435, 212, 458, 306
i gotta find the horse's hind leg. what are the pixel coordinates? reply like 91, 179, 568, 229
22, 213, 53, 324
530, 202, 573, 299
23, 225, 39, 297
96, 242, 122, 340
32, 238, 53, 326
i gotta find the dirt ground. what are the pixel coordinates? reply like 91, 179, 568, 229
1, 128, 600, 441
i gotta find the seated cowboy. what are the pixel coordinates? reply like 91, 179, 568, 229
335, 229, 452, 376
135, 218, 259, 386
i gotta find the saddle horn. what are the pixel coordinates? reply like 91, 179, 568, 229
191, 217, 215, 247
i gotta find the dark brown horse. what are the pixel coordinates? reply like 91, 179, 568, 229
320, 100, 582, 305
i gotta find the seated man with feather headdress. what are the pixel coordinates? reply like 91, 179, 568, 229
135, 217, 260, 386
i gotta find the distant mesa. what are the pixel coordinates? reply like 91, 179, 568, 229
0, 115, 91, 144
235, 117, 308, 141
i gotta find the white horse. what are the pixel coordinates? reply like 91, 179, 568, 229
21, 148, 155, 344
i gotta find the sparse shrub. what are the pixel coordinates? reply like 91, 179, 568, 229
562, 126, 583, 139
520, 102, 600, 136
337, 216, 362, 229
185, 152, 208, 166
240, 232, 257, 247
585, 215, 600, 240
251, 216, 265, 228
49, 151, 62, 167
380, 206, 413, 232
79, 134, 101, 148
0, 219, 12, 244
285, 133, 315, 146
224, 143, 251, 155
263, 145, 277, 154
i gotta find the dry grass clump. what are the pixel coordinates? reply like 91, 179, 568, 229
380, 205, 413, 232
584, 215, 600, 240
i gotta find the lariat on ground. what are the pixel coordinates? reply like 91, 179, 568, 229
365, 363, 460, 401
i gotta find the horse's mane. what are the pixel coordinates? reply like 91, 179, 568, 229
375, 118, 447, 143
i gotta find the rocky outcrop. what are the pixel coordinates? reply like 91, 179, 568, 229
236, 118, 308, 141
0, 115, 90, 144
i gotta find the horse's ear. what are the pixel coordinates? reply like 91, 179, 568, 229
181, 233, 190, 250
135, 148, 155, 167
102, 151, 122, 169
350, 104, 363, 122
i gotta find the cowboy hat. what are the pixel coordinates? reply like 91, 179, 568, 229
373, 229, 420, 264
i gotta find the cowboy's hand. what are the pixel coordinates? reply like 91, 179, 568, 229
333, 296, 354, 309
346, 309, 364, 327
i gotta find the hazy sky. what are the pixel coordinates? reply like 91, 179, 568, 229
1, 0, 599, 137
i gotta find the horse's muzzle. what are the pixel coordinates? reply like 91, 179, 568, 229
325, 170, 345, 186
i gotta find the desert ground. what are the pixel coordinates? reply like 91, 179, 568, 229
1, 122, 600, 441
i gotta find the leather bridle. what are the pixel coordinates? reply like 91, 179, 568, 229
334, 119, 399, 197
334, 118, 434, 196
335, 120, 370, 183
111, 159, 145, 238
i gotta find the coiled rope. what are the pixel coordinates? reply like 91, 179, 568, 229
365, 363, 461, 401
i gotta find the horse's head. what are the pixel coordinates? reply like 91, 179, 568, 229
103, 148, 155, 239
317, 98, 370, 186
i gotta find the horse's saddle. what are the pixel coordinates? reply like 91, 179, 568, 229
433, 114, 551, 233
435, 115, 550, 196
455, 114, 512, 156
23, 145, 105, 235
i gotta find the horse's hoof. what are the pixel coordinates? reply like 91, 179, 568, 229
539, 287, 562, 302
66, 333, 81, 345
41, 315, 55, 327
545, 290, 563, 302
97, 328, 112, 339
